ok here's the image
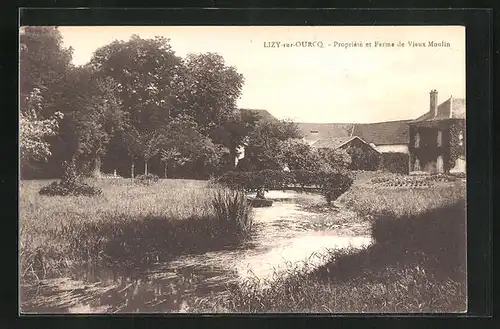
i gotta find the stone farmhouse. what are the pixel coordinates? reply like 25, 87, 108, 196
408, 90, 466, 174
238, 89, 466, 175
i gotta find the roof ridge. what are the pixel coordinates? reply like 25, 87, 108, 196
298, 119, 412, 125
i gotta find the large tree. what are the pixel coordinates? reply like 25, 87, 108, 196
242, 119, 302, 171
276, 139, 320, 171
182, 53, 245, 138
160, 114, 228, 177
89, 35, 184, 132
19, 27, 74, 177
19, 26, 73, 118
49, 66, 126, 176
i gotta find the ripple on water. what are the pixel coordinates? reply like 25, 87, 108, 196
21, 191, 372, 313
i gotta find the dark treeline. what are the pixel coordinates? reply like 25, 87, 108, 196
19, 27, 304, 180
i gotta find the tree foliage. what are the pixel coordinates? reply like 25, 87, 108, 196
448, 121, 465, 171
182, 53, 244, 137
90, 35, 184, 131
19, 26, 73, 118
19, 88, 63, 167
21, 32, 304, 179
241, 119, 302, 171
316, 148, 352, 171
276, 139, 320, 171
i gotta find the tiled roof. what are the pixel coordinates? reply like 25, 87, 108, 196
311, 136, 380, 153
411, 97, 466, 123
310, 137, 354, 149
298, 120, 410, 146
297, 123, 354, 142
352, 120, 411, 145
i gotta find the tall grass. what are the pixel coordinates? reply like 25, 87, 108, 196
211, 188, 253, 236
207, 173, 467, 313
19, 179, 253, 283
211, 247, 466, 313
210, 198, 466, 313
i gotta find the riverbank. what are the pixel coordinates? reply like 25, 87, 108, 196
20, 173, 467, 313
209, 174, 467, 313
20, 179, 251, 285
20, 188, 372, 313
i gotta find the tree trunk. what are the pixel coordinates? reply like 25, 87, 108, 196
144, 160, 148, 175
230, 147, 238, 169
93, 157, 102, 178
164, 162, 168, 179
131, 161, 135, 179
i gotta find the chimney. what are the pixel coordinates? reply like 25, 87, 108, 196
430, 89, 438, 116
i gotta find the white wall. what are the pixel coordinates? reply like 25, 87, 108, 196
450, 157, 466, 173
375, 144, 409, 154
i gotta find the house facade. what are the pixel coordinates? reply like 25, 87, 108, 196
310, 136, 381, 170
408, 90, 466, 174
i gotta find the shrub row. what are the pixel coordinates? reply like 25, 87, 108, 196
134, 173, 160, 186
213, 169, 353, 205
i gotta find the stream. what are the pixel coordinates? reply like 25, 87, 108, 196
20, 190, 372, 313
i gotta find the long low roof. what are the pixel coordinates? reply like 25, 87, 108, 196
298, 120, 411, 146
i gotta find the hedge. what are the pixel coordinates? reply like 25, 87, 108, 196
213, 169, 353, 205
378, 152, 409, 175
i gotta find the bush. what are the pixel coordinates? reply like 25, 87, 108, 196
39, 180, 103, 197
38, 161, 102, 197
134, 173, 159, 186
319, 171, 354, 205
214, 169, 353, 204
379, 152, 409, 174
211, 189, 253, 236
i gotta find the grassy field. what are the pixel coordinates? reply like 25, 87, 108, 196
20, 178, 252, 283
339, 180, 466, 218
209, 172, 467, 313
20, 172, 467, 313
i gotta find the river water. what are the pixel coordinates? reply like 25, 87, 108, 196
20, 191, 372, 314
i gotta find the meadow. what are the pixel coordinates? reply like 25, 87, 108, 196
208, 172, 467, 313
20, 178, 252, 284
20, 171, 467, 313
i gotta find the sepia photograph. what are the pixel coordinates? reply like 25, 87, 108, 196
19, 25, 466, 314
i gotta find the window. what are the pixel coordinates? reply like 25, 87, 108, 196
437, 156, 444, 173
414, 158, 421, 171
437, 130, 442, 147
414, 133, 420, 148
310, 130, 318, 134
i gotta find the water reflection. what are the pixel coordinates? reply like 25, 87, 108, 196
21, 190, 372, 313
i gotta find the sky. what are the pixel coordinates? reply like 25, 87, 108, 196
58, 26, 465, 124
